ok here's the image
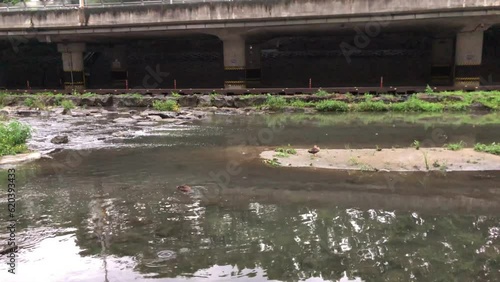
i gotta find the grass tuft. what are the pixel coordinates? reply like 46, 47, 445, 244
445, 141, 466, 151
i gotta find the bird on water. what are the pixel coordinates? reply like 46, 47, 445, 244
177, 185, 192, 193
308, 145, 320, 156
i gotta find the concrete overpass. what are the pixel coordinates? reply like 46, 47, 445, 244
1, 0, 500, 89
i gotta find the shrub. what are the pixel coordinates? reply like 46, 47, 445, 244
315, 100, 349, 112
0, 120, 31, 156
264, 95, 287, 110
153, 100, 180, 112
61, 100, 76, 111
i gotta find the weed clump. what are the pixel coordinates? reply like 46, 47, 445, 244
153, 100, 180, 112
264, 95, 287, 110
474, 142, 500, 155
445, 141, 466, 151
0, 120, 31, 156
389, 95, 444, 112
315, 100, 349, 112
61, 100, 76, 111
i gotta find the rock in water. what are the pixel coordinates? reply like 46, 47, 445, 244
50, 135, 69, 144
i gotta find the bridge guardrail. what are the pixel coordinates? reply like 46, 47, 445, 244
0, 0, 250, 11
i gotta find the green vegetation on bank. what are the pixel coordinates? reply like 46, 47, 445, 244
446, 141, 466, 151
0, 90, 499, 113
474, 142, 500, 155
257, 91, 500, 112
153, 100, 180, 112
0, 120, 31, 157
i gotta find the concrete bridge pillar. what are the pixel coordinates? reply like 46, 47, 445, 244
454, 25, 488, 87
57, 43, 86, 90
221, 34, 246, 89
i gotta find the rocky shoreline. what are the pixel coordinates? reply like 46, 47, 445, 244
0, 92, 496, 112
0, 105, 216, 166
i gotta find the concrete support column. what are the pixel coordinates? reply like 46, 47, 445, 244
222, 35, 246, 89
454, 27, 487, 87
57, 43, 86, 90
430, 37, 454, 85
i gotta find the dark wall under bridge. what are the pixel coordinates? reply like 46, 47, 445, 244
2, 28, 500, 90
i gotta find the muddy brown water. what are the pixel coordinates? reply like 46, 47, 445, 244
0, 112, 499, 281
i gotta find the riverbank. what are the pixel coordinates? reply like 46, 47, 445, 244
0, 90, 499, 112
260, 148, 500, 172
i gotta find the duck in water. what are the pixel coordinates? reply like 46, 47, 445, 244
177, 185, 192, 193
308, 145, 320, 156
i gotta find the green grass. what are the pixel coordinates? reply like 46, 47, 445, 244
314, 89, 330, 96
354, 101, 388, 112
445, 141, 466, 151
61, 100, 76, 111
23, 97, 34, 108
264, 158, 281, 167
171, 92, 181, 97
264, 95, 287, 110
315, 100, 349, 112
412, 140, 421, 150
81, 92, 97, 98
289, 99, 314, 108
389, 95, 444, 112
474, 142, 500, 155
0, 120, 31, 156
275, 145, 297, 155
153, 100, 180, 112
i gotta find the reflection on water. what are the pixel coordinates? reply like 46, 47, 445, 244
0, 113, 499, 281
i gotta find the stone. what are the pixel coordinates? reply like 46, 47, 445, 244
71, 111, 86, 117
212, 96, 234, 107
137, 121, 159, 126
234, 96, 267, 108
104, 111, 120, 119
470, 102, 491, 111
198, 95, 212, 107
0, 152, 42, 165
50, 135, 69, 144
96, 95, 113, 107
16, 110, 41, 117
80, 97, 97, 107
178, 95, 198, 107
147, 115, 163, 121
417, 94, 442, 103
117, 112, 132, 118
113, 117, 137, 124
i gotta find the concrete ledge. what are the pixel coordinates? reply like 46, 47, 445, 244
0, 152, 42, 166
